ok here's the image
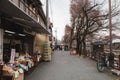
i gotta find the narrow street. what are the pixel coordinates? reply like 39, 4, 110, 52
25, 51, 117, 80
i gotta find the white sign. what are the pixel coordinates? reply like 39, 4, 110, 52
10, 49, 16, 63
0, 29, 3, 61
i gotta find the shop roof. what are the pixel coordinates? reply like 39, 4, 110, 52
112, 39, 120, 43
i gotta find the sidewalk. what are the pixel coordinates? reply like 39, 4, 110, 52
25, 51, 117, 80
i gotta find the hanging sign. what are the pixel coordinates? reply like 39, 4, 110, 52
0, 29, 3, 61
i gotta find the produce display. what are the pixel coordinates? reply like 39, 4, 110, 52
42, 42, 52, 61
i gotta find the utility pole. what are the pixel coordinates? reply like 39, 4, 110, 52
46, 0, 49, 30
108, 0, 114, 68
46, 0, 49, 42
108, 0, 112, 54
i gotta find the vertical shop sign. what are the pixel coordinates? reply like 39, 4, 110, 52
0, 29, 3, 61
10, 49, 16, 63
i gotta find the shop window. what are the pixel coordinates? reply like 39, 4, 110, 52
3, 44, 11, 63
15, 44, 21, 52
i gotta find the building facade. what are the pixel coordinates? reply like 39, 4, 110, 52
0, 0, 49, 61
63, 25, 71, 49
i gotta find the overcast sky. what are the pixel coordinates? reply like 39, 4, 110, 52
41, 0, 71, 40
41, 0, 120, 40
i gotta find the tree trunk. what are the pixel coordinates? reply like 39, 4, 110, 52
70, 28, 73, 48
83, 40, 87, 56
79, 41, 82, 56
70, 21, 75, 49
76, 37, 79, 55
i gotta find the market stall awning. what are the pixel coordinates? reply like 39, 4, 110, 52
3, 17, 50, 34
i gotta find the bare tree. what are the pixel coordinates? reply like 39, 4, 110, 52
70, 0, 120, 56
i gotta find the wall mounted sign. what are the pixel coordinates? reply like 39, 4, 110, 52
0, 29, 3, 61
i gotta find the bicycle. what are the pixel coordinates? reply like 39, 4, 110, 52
97, 52, 115, 72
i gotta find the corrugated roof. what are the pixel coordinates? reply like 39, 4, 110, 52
112, 39, 120, 43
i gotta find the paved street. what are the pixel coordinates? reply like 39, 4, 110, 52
25, 51, 117, 80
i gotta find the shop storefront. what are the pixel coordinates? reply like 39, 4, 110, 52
0, 0, 50, 79
0, 16, 34, 62
0, 17, 36, 80
3, 30, 34, 63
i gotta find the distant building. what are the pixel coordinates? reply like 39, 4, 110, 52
65, 24, 71, 35
48, 18, 54, 47
62, 24, 72, 48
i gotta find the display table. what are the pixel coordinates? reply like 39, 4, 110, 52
14, 73, 24, 80
1, 71, 24, 80
1, 74, 14, 80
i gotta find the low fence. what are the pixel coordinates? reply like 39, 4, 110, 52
85, 48, 120, 70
